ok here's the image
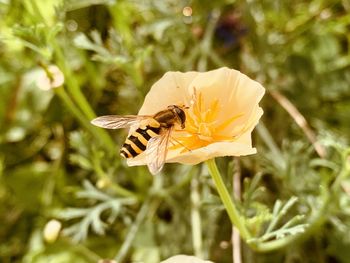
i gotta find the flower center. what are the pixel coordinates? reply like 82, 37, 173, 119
170, 90, 243, 153
198, 123, 212, 141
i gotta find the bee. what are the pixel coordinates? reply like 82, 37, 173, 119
91, 105, 187, 175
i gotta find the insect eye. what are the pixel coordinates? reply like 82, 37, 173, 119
175, 108, 186, 124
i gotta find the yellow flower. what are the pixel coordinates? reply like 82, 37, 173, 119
127, 67, 265, 167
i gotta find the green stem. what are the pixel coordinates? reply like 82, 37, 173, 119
331, 149, 350, 191
50, 38, 116, 154
114, 173, 163, 262
206, 159, 250, 240
114, 197, 152, 262
51, 39, 95, 119
55, 88, 93, 131
73, 243, 101, 262
191, 168, 203, 258
55, 88, 117, 158
30, 0, 114, 154
198, 9, 221, 71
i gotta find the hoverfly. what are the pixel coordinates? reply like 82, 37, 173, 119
91, 105, 187, 175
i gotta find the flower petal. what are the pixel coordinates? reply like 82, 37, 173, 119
138, 71, 199, 115
126, 135, 256, 167
224, 105, 264, 139
187, 67, 265, 137
167, 141, 257, 165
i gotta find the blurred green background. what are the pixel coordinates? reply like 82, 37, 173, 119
1, 0, 350, 262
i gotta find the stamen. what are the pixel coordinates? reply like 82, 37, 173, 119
170, 90, 244, 152
215, 113, 244, 132
205, 99, 220, 123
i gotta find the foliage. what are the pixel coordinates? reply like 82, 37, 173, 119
0, 0, 350, 262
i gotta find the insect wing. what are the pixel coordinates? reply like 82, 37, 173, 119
145, 128, 172, 175
91, 115, 151, 129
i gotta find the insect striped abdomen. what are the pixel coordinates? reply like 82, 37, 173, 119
92, 105, 187, 175
120, 125, 161, 158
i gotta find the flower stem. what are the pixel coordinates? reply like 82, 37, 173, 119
198, 9, 220, 71
206, 159, 250, 240
114, 173, 163, 262
73, 243, 101, 262
114, 197, 152, 262
191, 168, 203, 258
50, 37, 116, 155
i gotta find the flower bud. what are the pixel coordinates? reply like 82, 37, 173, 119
43, 219, 62, 243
